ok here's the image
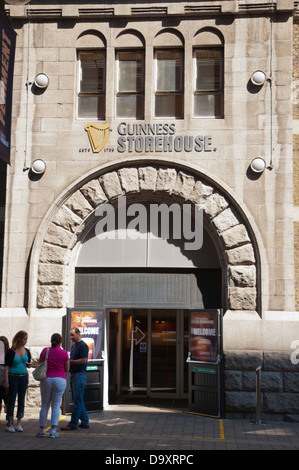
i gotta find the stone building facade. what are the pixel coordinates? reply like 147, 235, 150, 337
1, 0, 299, 420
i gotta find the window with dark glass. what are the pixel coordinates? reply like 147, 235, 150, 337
78, 51, 105, 119
193, 48, 223, 118
116, 50, 144, 119
155, 49, 183, 118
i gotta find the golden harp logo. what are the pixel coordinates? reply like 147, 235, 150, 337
85, 123, 110, 153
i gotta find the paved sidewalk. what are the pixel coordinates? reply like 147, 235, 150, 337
1, 404, 299, 453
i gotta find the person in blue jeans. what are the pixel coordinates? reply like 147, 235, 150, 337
4, 331, 32, 432
61, 328, 89, 431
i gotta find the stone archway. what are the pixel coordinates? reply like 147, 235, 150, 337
32, 163, 258, 312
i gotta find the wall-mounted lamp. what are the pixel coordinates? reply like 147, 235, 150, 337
250, 70, 266, 86
250, 157, 266, 173
4, 1, 30, 4
31, 159, 46, 175
34, 73, 49, 89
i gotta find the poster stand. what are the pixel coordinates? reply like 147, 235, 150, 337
187, 309, 223, 418
62, 308, 105, 415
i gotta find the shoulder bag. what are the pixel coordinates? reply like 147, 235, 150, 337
33, 347, 50, 381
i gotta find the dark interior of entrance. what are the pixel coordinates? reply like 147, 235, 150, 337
75, 267, 222, 408
108, 308, 189, 406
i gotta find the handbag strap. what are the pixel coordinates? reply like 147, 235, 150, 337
12, 348, 28, 369
45, 347, 50, 360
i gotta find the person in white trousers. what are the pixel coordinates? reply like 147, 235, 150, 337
36, 334, 69, 438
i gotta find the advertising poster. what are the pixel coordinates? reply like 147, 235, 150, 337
0, 13, 16, 164
70, 310, 104, 360
190, 310, 219, 363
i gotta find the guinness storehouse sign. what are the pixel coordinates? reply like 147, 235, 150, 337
85, 122, 215, 154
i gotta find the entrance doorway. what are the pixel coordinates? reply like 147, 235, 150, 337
108, 309, 189, 403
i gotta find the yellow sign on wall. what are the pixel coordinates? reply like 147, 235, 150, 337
85, 123, 110, 153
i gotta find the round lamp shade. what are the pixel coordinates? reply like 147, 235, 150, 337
31, 159, 46, 174
34, 73, 49, 89
250, 70, 266, 86
250, 157, 266, 173
4, 1, 30, 4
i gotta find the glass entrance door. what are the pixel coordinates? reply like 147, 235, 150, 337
113, 309, 188, 400
151, 310, 177, 394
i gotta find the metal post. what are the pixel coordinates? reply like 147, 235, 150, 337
256, 366, 262, 424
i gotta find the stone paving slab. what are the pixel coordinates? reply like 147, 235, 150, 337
1, 405, 299, 453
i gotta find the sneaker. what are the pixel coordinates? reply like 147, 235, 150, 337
7, 426, 16, 433
16, 425, 23, 432
36, 429, 44, 438
49, 430, 59, 439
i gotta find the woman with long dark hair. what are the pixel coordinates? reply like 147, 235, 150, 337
5, 330, 32, 432
36, 333, 69, 438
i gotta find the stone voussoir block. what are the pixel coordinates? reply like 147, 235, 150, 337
156, 168, 177, 192
36, 285, 66, 308
171, 171, 195, 199
38, 264, 64, 285
44, 222, 73, 248
212, 207, 240, 232
138, 166, 157, 191
188, 180, 214, 204
229, 286, 256, 310
227, 244, 256, 265
80, 179, 108, 208
229, 265, 256, 287
220, 224, 251, 249
118, 167, 139, 193
200, 192, 229, 219
39, 243, 70, 265
52, 205, 82, 233
64, 189, 94, 220
99, 171, 123, 199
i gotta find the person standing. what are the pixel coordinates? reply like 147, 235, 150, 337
36, 333, 69, 438
0, 336, 9, 418
61, 328, 89, 431
4, 331, 32, 433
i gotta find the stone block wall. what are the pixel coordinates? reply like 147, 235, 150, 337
225, 351, 299, 421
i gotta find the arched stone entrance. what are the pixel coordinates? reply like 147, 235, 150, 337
29, 161, 259, 314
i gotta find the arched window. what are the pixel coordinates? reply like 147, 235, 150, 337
76, 31, 106, 119
154, 29, 185, 119
115, 30, 145, 119
193, 28, 224, 118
